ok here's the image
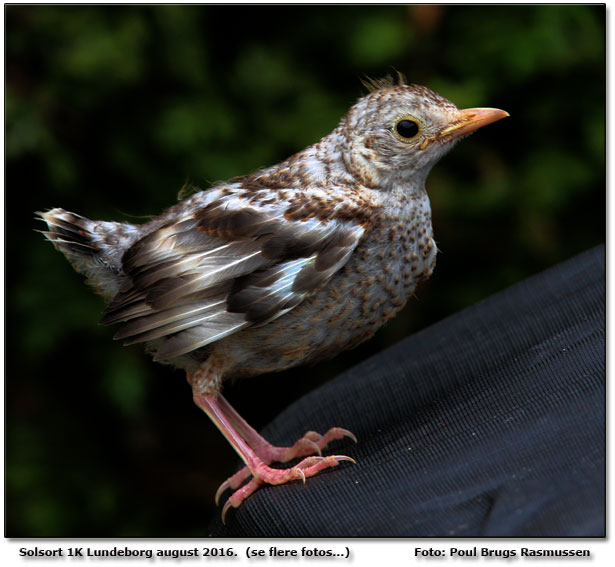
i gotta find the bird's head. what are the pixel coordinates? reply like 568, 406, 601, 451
340, 78, 509, 189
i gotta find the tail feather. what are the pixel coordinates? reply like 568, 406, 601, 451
37, 208, 140, 299
38, 210, 99, 254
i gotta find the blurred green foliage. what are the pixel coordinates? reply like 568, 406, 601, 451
6, 5, 604, 536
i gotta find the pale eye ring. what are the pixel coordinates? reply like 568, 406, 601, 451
395, 118, 420, 139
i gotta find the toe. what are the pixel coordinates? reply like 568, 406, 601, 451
215, 466, 253, 505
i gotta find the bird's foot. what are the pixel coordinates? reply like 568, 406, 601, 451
220, 454, 356, 524
265, 427, 357, 462
215, 427, 357, 506
192, 392, 356, 523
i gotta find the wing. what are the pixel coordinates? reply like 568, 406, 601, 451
100, 189, 369, 361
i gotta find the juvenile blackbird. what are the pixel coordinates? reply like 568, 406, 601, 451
38, 76, 508, 522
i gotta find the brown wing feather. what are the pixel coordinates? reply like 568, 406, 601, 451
101, 192, 370, 360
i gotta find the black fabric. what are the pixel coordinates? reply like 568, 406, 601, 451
208, 246, 605, 537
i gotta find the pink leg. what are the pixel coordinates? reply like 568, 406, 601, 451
193, 392, 356, 523
218, 394, 356, 461
214, 394, 356, 504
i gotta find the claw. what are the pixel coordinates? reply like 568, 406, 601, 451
318, 426, 358, 447
289, 436, 323, 458
215, 480, 230, 506
296, 467, 306, 484
305, 439, 323, 457
338, 428, 358, 444
334, 455, 357, 465
221, 499, 233, 525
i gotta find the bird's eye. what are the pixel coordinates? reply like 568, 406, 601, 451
395, 119, 420, 140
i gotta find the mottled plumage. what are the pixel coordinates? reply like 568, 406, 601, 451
38, 78, 507, 521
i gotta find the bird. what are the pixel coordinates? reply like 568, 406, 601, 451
37, 75, 508, 522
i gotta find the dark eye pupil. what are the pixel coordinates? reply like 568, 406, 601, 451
396, 119, 419, 138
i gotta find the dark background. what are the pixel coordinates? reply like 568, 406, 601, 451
6, 5, 605, 536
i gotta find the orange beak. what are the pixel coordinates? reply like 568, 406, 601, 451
439, 107, 510, 141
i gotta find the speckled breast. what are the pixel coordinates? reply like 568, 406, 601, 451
224, 194, 437, 376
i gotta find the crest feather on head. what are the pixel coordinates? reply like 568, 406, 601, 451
360, 71, 407, 93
